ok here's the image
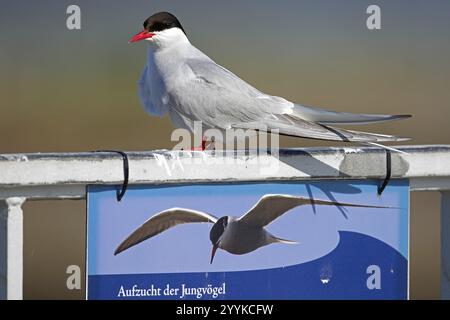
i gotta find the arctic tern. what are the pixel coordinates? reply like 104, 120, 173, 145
114, 194, 389, 263
130, 12, 411, 149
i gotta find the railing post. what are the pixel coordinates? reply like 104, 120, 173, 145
442, 191, 450, 300
0, 197, 26, 300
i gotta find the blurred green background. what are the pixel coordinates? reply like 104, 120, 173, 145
1, 0, 449, 299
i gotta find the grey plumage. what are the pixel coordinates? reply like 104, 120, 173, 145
134, 17, 411, 145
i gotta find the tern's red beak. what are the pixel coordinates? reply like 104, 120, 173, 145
210, 243, 219, 264
129, 30, 155, 43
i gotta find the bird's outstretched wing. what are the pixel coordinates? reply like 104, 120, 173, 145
238, 194, 391, 228
114, 208, 217, 255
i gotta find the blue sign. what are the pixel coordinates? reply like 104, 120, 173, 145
87, 180, 409, 300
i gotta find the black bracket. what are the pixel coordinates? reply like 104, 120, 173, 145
95, 150, 129, 202
377, 150, 392, 196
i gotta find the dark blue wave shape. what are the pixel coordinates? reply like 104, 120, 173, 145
88, 231, 407, 300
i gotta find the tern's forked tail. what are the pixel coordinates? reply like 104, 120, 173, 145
269, 234, 298, 245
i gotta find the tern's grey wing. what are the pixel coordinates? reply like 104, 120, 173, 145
232, 116, 410, 142
239, 194, 391, 228
182, 59, 409, 142
185, 58, 267, 98
182, 59, 293, 125
114, 208, 217, 255
292, 104, 411, 125
186, 59, 411, 125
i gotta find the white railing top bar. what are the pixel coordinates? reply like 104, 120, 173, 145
1, 145, 450, 200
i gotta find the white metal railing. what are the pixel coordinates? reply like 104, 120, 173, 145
1, 145, 450, 299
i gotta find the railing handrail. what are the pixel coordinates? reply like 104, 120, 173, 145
1, 145, 450, 200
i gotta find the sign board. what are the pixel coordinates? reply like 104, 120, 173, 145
87, 180, 409, 299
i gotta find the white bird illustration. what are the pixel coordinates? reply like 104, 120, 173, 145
114, 194, 389, 263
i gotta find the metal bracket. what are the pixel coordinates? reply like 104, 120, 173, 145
95, 150, 129, 201
377, 150, 392, 196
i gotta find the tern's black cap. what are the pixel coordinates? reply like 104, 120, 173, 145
209, 217, 228, 245
143, 12, 186, 35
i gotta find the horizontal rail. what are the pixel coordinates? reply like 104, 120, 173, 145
1, 145, 450, 200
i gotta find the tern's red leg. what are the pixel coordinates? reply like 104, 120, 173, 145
191, 139, 207, 151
